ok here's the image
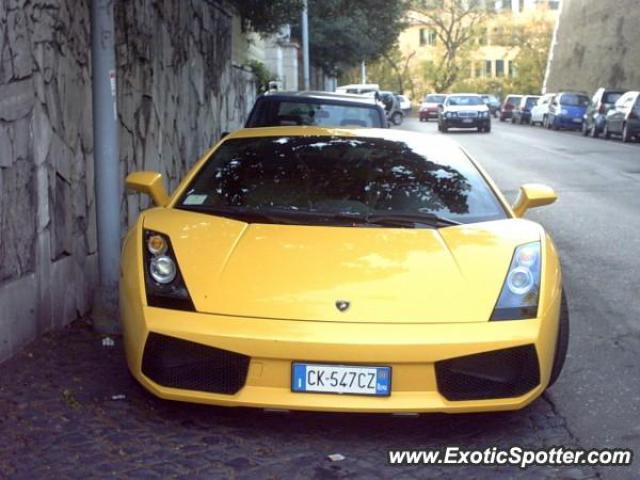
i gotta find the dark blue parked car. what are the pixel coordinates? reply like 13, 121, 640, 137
546, 92, 589, 130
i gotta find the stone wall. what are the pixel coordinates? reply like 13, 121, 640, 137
0, 0, 95, 364
0, 0, 256, 362
115, 0, 256, 227
545, 0, 640, 93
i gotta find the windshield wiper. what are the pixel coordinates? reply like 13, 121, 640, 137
177, 205, 461, 228
176, 205, 303, 224
306, 211, 461, 228
364, 212, 462, 228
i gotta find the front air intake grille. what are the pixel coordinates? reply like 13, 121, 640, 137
435, 345, 540, 401
142, 333, 250, 395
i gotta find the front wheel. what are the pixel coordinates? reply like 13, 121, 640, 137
622, 123, 631, 143
440, 125, 448, 133
547, 290, 570, 388
391, 112, 403, 126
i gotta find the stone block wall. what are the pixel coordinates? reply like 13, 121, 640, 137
0, 0, 96, 363
115, 0, 256, 228
545, 0, 640, 93
0, 0, 256, 362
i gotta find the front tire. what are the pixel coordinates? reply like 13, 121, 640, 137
391, 112, 403, 126
548, 290, 570, 388
622, 123, 631, 143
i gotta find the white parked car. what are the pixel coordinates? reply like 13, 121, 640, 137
397, 95, 412, 112
531, 93, 555, 126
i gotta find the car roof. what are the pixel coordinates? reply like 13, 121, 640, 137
447, 93, 481, 97
260, 90, 378, 106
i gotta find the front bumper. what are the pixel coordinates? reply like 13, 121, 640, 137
553, 116, 583, 130
420, 109, 439, 120
122, 300, 560, 413
440, 117, 490, 130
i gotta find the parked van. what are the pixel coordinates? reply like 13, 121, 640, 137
335, 83, 380, 95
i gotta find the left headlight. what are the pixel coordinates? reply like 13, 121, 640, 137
490, 242, 541, 321
143, 229, 195, 311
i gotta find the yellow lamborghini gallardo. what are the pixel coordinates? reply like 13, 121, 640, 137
120, 127, 568, 413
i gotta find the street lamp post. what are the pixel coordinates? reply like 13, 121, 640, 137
91, 0, 121, 333
302, 0, 310, 90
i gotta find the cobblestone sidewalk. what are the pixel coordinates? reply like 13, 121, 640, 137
0, 321, 599, 479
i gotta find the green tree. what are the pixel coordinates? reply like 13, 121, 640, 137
304, 0, 409, 76
340, 46, 416, 96
231, 0, 304, 35
412, 0, 492, 92
509, 15, 554, 94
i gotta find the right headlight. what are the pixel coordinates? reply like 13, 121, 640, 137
490, 242, 541, 321
143, 229, 195, 311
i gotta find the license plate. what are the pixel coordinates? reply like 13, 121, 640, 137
462, 118, 473, 123
292, 363, 391, 396
573, 118, 582, 122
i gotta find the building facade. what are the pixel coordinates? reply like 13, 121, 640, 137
399, 2, 559, 95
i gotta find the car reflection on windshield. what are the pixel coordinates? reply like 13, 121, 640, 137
178, 136, 507, 227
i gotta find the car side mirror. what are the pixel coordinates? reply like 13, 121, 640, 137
125, 171, 169, 207
511, 184, 557, 217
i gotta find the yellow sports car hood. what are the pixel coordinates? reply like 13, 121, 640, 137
143, 209, 543, 323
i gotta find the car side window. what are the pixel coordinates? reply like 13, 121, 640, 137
615, 95, 628, 109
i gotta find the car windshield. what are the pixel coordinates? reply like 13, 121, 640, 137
560, 94, 589, 106
506, 96, 522, 105
446, 96, 484, 106
250, 100, 383, 128
603, 92, 623, 104
178, 136, 506, 226
525, 97, 539, 108
425, 94, 446, 103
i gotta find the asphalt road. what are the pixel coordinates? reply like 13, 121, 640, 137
401, 115, 640, 479
1, 117, 638, 479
